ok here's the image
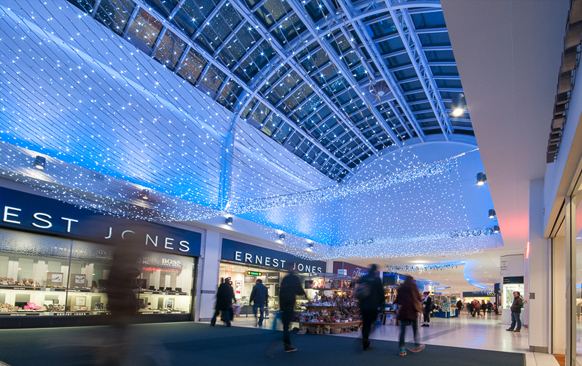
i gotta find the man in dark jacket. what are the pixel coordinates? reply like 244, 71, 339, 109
456, 299, 463, 315
506, 291, 524, 332
279, 272, 305, 352
211, 278, 235, 327
356, 264, 385, 350
421, 291, 432, 327
250, 279, 268, 327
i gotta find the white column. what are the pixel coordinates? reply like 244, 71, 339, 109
197, 230, 221, 321
528, 178, 550, 352
554, 236, 567, 355
565, 195, 577, 365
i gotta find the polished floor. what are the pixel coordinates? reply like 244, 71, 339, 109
232, 311, 559, 366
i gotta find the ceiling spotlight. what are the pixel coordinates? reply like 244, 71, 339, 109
225, 217, 233, 225
493, 225, 500, 233
139, 189, 149, 200
33, 155, 46, 170
306, 243, 314, 252
488, 209, 496, 219
279, 233, 286, 240
476, 172, 487, 185
451, 93, 466, 117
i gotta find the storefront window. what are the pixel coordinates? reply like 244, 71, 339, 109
0, 229, 195, 316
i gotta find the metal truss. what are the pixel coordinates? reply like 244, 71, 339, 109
227, 0, 380, 155
336, 0, 425, 142
127, 0, 353, 174
388, 4, 454, 138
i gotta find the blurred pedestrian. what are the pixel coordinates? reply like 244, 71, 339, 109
456, 299, 463, 315
481, 300, 486, 317
355, 264, 385, 350
421, 292, 432, 327
394, 275, 425, 356
467, 301, 473, 315
211, 277, 235, 327
279, 271, 306, 352
250, 278, 268, 327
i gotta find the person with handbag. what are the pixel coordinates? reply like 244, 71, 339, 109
394, 275, 425, 357
210, 277, 235, 327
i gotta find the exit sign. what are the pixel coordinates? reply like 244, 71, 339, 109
246, 271, 262, 276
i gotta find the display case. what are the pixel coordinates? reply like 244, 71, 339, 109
0, 229, 195, 317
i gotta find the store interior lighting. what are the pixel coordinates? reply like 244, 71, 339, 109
225, 217, 233, 225
33, 155, 46, 170
493, 225, 500, 233
279, 233, 285, 240
488, 209, 496, 218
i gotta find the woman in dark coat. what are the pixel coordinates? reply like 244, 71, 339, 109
211, 278, 235, 327
394, 276, 425, 356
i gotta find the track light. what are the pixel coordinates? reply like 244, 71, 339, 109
33, 155, 46, 170
306, 243, 314, 252
493, 225, 500, 233
452, 93, 466, 117
476, 172, 487, 185
279, 233, 285, 240
225, 217, 233, 225
139, 189, 149, 200
488, 209, 496, 219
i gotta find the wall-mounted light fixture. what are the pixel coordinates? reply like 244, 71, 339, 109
476, 172, 487, 185
493, 225, 500, 233
279, 234, 285, 240
33, 155, 46, 170
488, 209, 496, 219
225, 217, 233, 225
452, 93, 466, 117
139, 189, 149, 200
306, 243, 314, 252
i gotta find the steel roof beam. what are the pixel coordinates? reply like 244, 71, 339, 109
212, 20, 248, 57
169, 0, 187, 19
229, 0, 379, 155
337, 0, 425, 142
389, 6, 453, 137
231, 39, 265, 72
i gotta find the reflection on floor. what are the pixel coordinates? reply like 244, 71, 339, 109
231, 312, 558, 366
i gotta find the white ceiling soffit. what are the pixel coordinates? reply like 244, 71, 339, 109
441, 0, 570, 249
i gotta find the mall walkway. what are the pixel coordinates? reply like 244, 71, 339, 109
0, 320, 524, 366
233, 312, 559, 366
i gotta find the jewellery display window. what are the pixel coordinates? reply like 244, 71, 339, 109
0, 229, 195, 316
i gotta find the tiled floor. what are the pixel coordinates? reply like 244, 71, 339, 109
232, 312, 559, 366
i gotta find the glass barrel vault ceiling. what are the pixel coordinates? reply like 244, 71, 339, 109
68, 0, 471, 182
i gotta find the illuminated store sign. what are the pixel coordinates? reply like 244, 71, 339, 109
0, 187, 201, 257
221, 239, 326, 273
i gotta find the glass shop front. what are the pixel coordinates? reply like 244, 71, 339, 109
0, 187, 201, 328
219, 239, 327, 311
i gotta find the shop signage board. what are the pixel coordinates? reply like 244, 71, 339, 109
332, 261, 369, 278
221, 239, 327, 273
0, 187, 201, 257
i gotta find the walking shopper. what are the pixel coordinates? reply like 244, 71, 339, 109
472, 299, 480, 317
355, 264, 385, 350
456, 299, 463, 315
279, 272, 306, 352
487, 301, 493, 314
481, 300, 486, 317
506, 291, 524, 332
210, 278, 235, 327
394, 275, 425, 357
250, 279, 268, 327
467, 301, 473, 315
421, 292, 432, 327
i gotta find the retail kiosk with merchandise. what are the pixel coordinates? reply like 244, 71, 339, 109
0, 187, 202, 328
219, 238, 327, 313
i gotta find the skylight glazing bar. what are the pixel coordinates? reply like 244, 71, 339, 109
174, 44, 191, 73
228, 0, 378, 154
92, 0, 102, 17
275, 80, 306, 107
191, 0, 227, 40
169, 0, 187, 19
267, 11, 296, 32
337, 0, 425, 142
151, 27, 168, 55
217, 76, 231, 95
389, 6, 453, 137
231, 39, 264, 71
122, 4, 141, 37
